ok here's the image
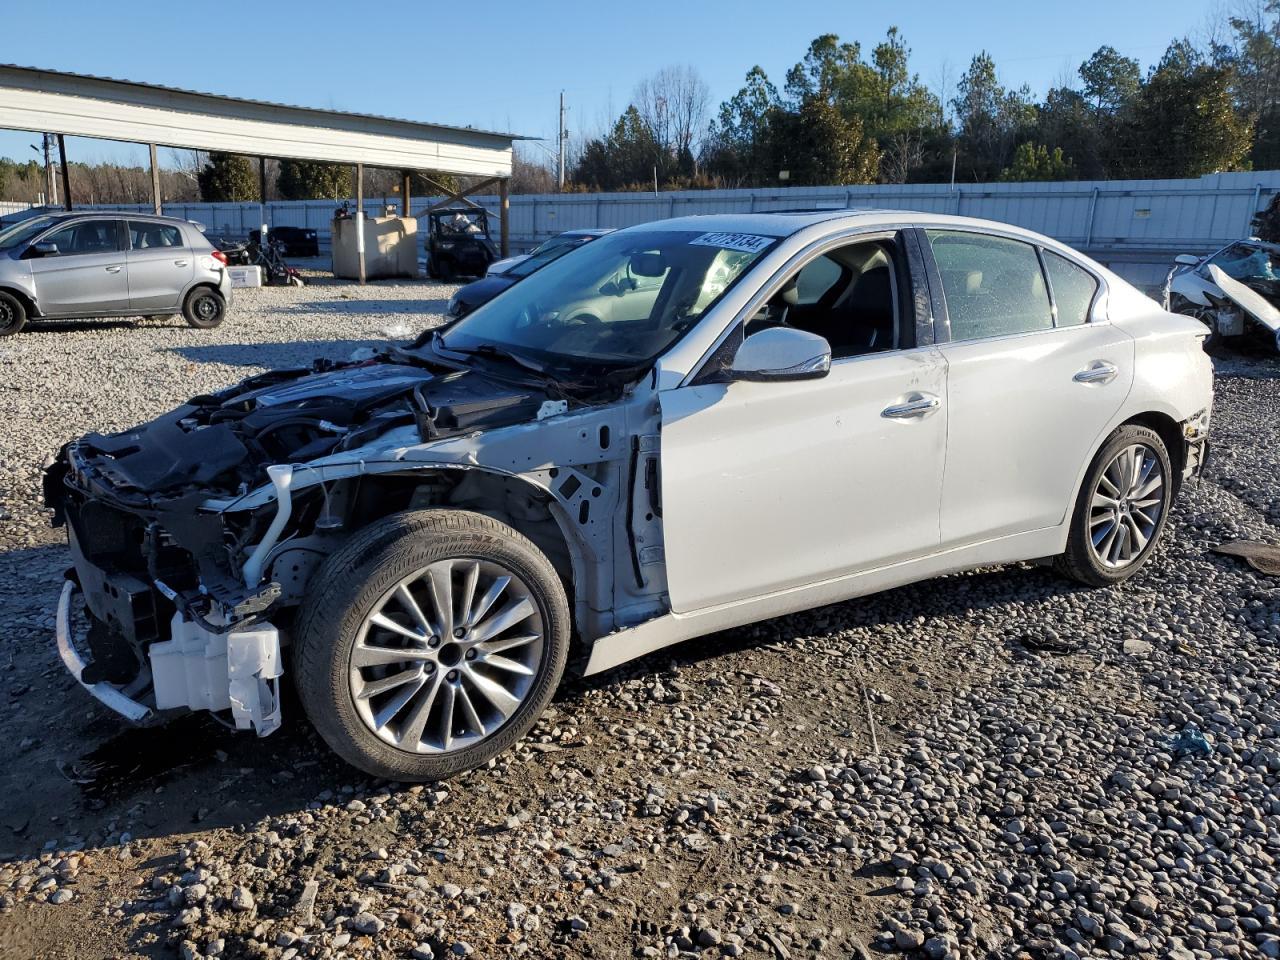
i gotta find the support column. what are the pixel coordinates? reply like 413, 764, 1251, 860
401, 170, 411, 217
355, 162, 366, 286
258, 157, 269, 244
148, 143, 162, 214
56, 133, 71, 209
499, 178, 510, 258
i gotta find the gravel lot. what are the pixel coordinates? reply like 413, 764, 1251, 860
0, 272, 1277, 960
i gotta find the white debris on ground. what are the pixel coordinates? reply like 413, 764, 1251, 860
0, 272, 1277, 959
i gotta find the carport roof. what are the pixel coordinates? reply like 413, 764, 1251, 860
0, 63, 530, 177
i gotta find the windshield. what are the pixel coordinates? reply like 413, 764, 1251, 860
0, 215, 55, 251
528, 234, 581, 256
505, 238, 589, 279
1209, 242, 1280, 283
438, 228, 777, 369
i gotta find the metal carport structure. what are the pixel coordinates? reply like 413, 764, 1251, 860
0, 63, 525, 280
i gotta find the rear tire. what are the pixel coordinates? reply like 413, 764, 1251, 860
1054, 424, 1173, 587
294, 510, 571, 781
182, 288, 225, 329
0, 291, 27, 337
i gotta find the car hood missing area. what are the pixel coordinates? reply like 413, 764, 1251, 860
49, 355, 556, 503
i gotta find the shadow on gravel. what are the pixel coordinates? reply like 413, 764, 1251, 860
18, 318, 146, 334
168, 339, 388, 369
273, 296, 450, 316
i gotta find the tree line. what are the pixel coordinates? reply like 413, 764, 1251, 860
571, 8, 1280, 191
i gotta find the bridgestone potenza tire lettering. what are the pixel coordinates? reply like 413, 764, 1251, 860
293, 509, 570, 781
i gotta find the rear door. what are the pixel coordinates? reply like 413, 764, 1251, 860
27, 219, 128, 315
922, 228, 1133, 547
126, 221, 193, 311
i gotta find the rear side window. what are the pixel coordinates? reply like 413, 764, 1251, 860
128, 221, 184, 250
1044, 251, 1098, 327
927, 230, 1053, 341
42, 220, 121, 255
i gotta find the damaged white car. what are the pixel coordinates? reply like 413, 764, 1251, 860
1164, 238, 1280, 354
47, 211, 1214, 781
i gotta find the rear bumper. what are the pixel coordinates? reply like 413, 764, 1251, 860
56, 580, 154, 724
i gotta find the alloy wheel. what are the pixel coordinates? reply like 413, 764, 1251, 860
348, 558, 544, 754
1088, 443, 1165, 569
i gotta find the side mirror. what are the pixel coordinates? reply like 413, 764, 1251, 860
24, 241, 58, 259
729, 327, 831, 382
1174, 254, 1201, 267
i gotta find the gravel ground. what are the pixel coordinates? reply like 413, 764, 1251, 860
0, 273, 1277, 960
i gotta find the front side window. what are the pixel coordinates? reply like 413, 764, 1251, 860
436, 229, 777, 370
745, 239, 901, 359
128, 221, 183, 250
41, 220, 121, 256
927, 230, 1052, 341
1044, 251, 1098, 327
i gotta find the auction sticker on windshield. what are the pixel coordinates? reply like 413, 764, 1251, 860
689, 232, 775, 254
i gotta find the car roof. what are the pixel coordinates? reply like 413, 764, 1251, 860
26, 210, 195, 227
562, 228, 615, 237
622, 208, 1058, 245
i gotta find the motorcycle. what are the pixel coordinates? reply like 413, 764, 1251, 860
249, 234, 305, 287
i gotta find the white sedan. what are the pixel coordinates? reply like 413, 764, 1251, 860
51, 210, 1213, 780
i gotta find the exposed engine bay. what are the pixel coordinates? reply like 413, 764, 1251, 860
44, 347, 668, 733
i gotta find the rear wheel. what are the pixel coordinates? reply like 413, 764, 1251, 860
1054, 425, 1172, 586
0, 291, 27, 337
183, 288, 225, 329
294, 510, 570, 781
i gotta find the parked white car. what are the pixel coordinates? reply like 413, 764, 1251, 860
1164, 238, 1280, 353
49, 210, 1213, 781
486, 228, 615, 276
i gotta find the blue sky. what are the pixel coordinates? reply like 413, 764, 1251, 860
0, 0, 1216, 169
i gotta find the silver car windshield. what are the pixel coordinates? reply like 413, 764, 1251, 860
0, 215, 56, 251
439, 229, 777, 368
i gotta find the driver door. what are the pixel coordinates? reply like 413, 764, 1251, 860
28, 219, 128, 315
657, 233, 948, 613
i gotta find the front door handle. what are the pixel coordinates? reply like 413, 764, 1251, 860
1073, 361, 1118, 384
174, 259, 189, 267
882, 394, 941, 419
104, 265, 122, 274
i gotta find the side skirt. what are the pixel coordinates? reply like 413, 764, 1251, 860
583, 525, 1067, 676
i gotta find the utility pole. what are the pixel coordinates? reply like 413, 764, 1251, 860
557, 91, 567, 192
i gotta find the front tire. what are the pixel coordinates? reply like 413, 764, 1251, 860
294, 510, 570, 781
0, 291, 27, 337
183, 288, 226, 329
1054, 425, 1173, 587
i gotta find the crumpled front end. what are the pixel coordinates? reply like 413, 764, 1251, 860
43, 352, 576, 734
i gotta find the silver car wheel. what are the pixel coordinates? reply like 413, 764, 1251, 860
1088, 442, 1165, 569
348, 558, 544, 754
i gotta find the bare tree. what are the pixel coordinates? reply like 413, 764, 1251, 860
881, 131, 926, 183
633, 65, 711, 167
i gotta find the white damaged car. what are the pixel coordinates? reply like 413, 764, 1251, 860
1164, 238, 1280, 353
47, 210, 1213, 781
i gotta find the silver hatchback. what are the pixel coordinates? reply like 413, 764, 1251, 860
0, 212, 232, 336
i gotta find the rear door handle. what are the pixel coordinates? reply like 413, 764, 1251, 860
1073, 361, 1118, 384
882, 394, 941, 419
104, 265, 122, 273
174, 259, 189, 267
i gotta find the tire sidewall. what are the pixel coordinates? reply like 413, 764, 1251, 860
184, 289, 225, 329
294, 510, 570, 781
1070, 425, 1173, 584
0, 292, 26, 337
